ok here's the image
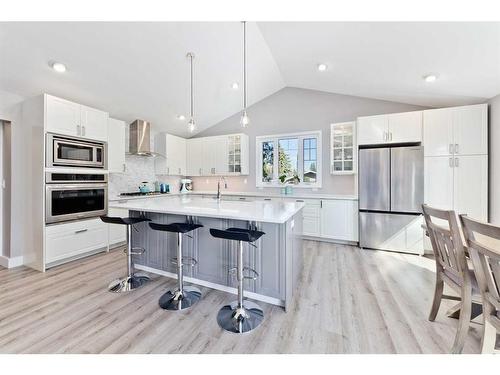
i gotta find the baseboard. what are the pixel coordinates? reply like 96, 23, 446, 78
0, 255, 24, 268
135, 264, 284, 308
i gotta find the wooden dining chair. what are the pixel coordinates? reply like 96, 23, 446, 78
460, 215, 500, 354
422, 204, 479, 354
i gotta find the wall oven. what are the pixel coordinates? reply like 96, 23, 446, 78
45, 172, 108, 224
46, 133, 107, 169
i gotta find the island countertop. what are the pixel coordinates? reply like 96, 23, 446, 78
109, 195, 305, 224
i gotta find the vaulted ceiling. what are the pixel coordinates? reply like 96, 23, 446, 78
1, 22, 499, 136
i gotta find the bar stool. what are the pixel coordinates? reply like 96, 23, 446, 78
100, 215, 151, 293
149, 222, 203, 310
209, 227, 265, 334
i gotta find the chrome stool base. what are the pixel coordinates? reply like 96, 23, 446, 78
108, 274, 150, 293
159, 285, 202, 311
217, 300, 264, 334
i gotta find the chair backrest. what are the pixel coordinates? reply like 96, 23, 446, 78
422, 205, 468, 283
460, 215, 500, 323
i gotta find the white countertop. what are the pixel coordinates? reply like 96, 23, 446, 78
109, 195, 305, 224
109, 190, 358, 202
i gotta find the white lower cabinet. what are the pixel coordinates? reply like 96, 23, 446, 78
297, 199, 321, 237
108, 207, 128, 246
320, 200, 359, 242
45, 218, 108, 266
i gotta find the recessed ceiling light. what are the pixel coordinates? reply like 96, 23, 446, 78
424, 74, 437, 83
176, 115, 186, 121
317, 63, 328, 72
50, 61, 66, 73
231, 82, 239, 90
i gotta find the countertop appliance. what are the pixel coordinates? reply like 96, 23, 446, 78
180, 178, 192, 193
45, 172, 108, 224
46, 133, 106, 169
358, 145, 423, 253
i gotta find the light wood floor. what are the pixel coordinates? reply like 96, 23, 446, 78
0, 241, 484, 353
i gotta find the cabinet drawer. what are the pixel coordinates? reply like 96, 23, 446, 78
46, 219, 108, 264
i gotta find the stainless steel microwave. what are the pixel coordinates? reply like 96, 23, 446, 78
46, 133, 107, 169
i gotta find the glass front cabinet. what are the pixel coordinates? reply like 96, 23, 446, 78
330, 121, 356, 175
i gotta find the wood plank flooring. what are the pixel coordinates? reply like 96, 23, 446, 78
0, 241, 484, 353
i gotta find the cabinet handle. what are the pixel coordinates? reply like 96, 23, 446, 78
167, 167, 170, 175
449, 157, 454, 168
320, 200, 323, 208
455, 158, 459, 167
75, 229, 88, 234
449, 144, 454, 154
178, 167, 181, 175
77, 124, 81, 135
383, 132, 387, 141
296, 199, 304, 202
455, 144, 459, 154
123, 163, 126, 172
264, 198, 272, 201
389, 132, 393, 141
82, 126, 86, 136
199, 168, 202, 175
239, 197, 246, 200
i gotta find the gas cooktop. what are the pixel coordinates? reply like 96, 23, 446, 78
119, 192, 168, 197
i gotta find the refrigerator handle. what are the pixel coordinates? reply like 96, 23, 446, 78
449, 157, 454, 168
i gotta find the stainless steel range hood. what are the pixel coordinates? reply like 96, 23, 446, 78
129, 119, 153, 156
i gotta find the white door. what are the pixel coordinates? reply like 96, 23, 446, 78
453, 104, 488, 156
107, 118, 126, 173
453, 155, 488, 220
186, 138, 203, 176
388, 111, 422, 143
45, 95, 81, 136
80, 105, 109, 141
357, 115, 388, 145
423, 108, 453, 156
424, 156, 454, 210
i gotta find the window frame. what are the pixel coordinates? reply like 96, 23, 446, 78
256, 130, 322, 188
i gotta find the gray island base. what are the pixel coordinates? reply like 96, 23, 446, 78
111, 196, 304, 311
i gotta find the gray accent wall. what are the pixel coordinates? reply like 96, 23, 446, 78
489, 94, 500, 224
193, 87, 426, 196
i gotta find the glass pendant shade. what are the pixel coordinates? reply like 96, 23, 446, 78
188, 118, 196, 133
240, 110, 250, 127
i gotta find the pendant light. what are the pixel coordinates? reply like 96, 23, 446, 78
240, 21, 250, 128
187, 52, 196, 133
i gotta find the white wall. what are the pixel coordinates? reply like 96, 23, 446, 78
194, 87, 425, 195
489, 94, 500, 224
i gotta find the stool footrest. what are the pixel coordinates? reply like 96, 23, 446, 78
228, 266, 259, 280
125, 247, 146, 256
171, 256, 198, 267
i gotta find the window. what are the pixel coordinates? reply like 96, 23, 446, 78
256, 131, 322, 188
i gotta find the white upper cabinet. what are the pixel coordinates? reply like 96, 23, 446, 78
331, 122, 356, 174
186, 138, 204, 176
45, 94, 109, 141
186, 133, 249, 176
357, 111, 422, 145
80, 105, 109, 141
388, 111, 422, 143
107, 118, 126, 173
45, 95, 81, 137
155, 133, 187, 176
357, 115, 388, 145
423, 104, 487, 157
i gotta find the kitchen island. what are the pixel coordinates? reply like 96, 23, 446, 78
109, 195, 305, 310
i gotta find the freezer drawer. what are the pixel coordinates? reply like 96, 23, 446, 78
391, 146, 423, 213
358, 148, 390, 211
359, 212, 423, 254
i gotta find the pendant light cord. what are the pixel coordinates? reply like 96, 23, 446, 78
188, 52, 194, 118
243, 21, 247, 110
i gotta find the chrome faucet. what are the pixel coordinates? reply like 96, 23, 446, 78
216, 177, 228, 201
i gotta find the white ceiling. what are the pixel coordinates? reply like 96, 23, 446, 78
258, 22, 500, 107
0, 22, 284, 136
1, 22, 500, 136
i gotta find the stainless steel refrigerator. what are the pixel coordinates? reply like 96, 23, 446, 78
358, 145, 424, 252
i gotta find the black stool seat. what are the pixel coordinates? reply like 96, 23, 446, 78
209, 227, 265, 242
100, 216, 151, 226
149, 222, 203, 233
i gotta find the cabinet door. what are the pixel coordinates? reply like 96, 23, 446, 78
215, 136, 228, 175
108, 207, 128, 245
453, 104, 488, 156
107, 118, 126, 173
320, 200, 357, 241
423, 108, 453, 156
202, 139, 216, 175
80, 105, 108, 141
45, 95, 81, 136
186, 138, 203, 176
388, 111, 422, 143
357, 115, 388, 145
165, 134, 186, 175
453, 155, 488, 220
424, 156, 454, 210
